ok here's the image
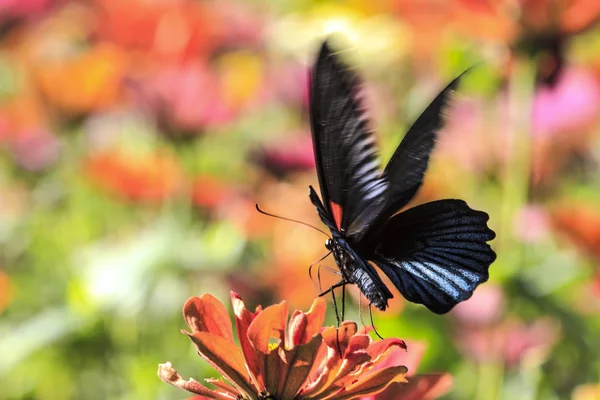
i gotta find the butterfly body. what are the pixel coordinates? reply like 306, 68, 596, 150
309, 40, 496, 314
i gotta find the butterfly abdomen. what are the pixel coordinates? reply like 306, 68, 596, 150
332, 238, 392, 311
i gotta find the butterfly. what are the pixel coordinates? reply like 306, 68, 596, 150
308, 40, 496, 314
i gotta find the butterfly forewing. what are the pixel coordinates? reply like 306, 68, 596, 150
310, 42, 387, 237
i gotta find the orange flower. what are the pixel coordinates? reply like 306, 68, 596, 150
158, 292, 409, 399
85, 150, 183, 203
34, 44, 125, 114
551, 203, 600, 262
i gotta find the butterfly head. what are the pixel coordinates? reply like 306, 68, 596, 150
325, 238, 333, 251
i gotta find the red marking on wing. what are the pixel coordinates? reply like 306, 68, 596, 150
330, 201, 343, 231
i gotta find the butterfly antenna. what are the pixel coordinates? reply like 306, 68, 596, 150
255, 204, 331, 238
368, 303, 384, 340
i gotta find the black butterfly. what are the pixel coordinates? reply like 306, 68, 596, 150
308, 40, 496, 314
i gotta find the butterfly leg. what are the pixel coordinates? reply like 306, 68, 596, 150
341, 283, 346, 321
330, 287, 343, 357
368, 303, 384, 340
308, 251, 332, 292
317, 280, 346, 298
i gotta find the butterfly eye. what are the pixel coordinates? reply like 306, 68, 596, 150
325, 239, 333, 250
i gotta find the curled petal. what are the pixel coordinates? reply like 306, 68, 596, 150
157, 362, 237, 399
230, 291, 263, 390
321, 321, 358, 356
186, 332, 257, 397
373, 373, 453, 400
366, 338, 408, 359
247, 301, 289, 392
247, 300, 288, 353
327, 365, 409, 400
287, 297, 327, 347
183, 295, 234, 342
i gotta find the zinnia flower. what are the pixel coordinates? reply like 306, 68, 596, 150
158, 292, 410, 399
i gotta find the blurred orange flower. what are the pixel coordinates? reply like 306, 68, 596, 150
85, 150, 183, 203
158, 292, 410, 399
0, 269, 14, 314
572, 383, 600, 400
551, 203, 600, 261
34, 44, 126, 114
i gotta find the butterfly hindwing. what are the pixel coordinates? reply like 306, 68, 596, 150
310, 41, 387, 236
372, 199, 496, 313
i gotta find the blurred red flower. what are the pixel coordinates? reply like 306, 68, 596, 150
93, 0, 220, 62
85, 150, 183, 203
159, 293, 410, 399
191, 175, 237, 210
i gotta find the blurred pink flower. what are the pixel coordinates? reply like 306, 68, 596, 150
0, 0, 57, 19
252, 135, 316, 178
137, 62, 236, 132
454, 313, 560, 367
514, 205, 550, 243
532, 68, 600, 138
452, 284, 505, 326
10, 128, 60, 171
453, 284, 560, 367
211, 0, 265, 47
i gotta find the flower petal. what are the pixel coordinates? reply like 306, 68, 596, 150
247, 300, 288, 353
371, 373, 453, 400
183, 295, 234, 342
287, 297, 327, 347
273, 334, 323, 399
186, 331, 257, 397
246, 300, 288, 394
205, 378, 244, 398
157, 362, 238, 399
325, 365, 408, 400
300, 324, 366, 398
321, 321, 358, 356
231, 291, 264, 390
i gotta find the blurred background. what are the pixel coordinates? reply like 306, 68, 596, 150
0, 0, 599, 399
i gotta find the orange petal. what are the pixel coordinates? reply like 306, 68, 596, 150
287, 297, 327, 347
157, 362, 238, 399
376, 373, 453, 400
186, 332, 256, 397
301, 322, 362, 398
326, 365, 408, 400
230, 292, 264, 390
271, 334, 323, 399
204, 378, 244, 397
321, 321, 358, 357
246, 300, 288, 392
183, 295, 234, 342
247, 300, 288, 354
366, 338, 408, 359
